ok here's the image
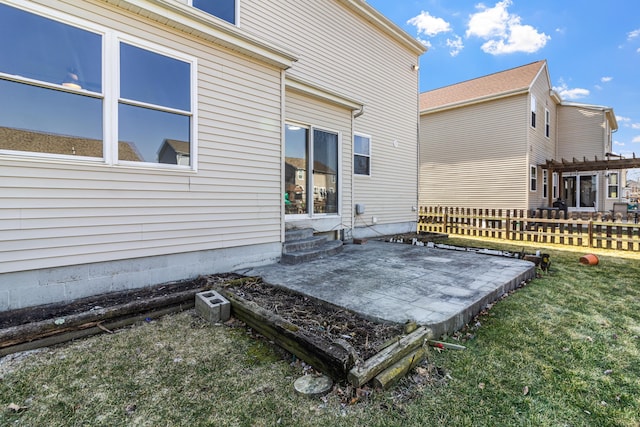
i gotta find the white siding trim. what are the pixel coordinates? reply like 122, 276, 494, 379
286, 75, 363, 111
102, 0, 297, 68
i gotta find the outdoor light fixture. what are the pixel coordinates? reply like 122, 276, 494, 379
411, 64, 419, 71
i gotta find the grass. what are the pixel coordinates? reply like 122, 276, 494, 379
1, 238, 639, 426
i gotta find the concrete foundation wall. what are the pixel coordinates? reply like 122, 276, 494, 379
351, 221, 416, 239
0, 243, 281, 311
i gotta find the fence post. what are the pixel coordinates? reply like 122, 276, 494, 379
505, 210, 511, 240
588, 220, 594, 248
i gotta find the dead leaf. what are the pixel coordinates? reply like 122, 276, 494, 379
604, 369, 613, 375
478, 382, 485, 390
585, 336, 593, 342
523, 386, 529, 395
8, 403, 27, 412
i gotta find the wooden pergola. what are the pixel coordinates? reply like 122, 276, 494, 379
540, 154, 640, 206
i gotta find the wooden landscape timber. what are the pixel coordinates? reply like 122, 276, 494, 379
372, 346, 427, 390
218, 289, 353, 381
348, 326, 432, 388
0, 291, 198, 356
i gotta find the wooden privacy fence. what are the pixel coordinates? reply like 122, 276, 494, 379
418, 206, 640, 251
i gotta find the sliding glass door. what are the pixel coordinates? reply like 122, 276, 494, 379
284, 124, 339, 216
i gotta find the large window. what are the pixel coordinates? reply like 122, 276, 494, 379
0, 3, 195, 168
0, 3, 103, 157
285, 124, 339, 216
607, 172, 619, 198
354, 133, 371, 176
192, 0, 236, 25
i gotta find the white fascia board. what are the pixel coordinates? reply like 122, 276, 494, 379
105, 0, 298, 69
286, 75, 364, 111
336, 0, 427, 56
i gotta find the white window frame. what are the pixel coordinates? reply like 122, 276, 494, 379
552, 172, 558, 199
353, 132, 372, 176
545, 108, 550, 138
530, 165, 537, 192
530, 95, 537, 128
607, 172, 619, 199
542, 169, 548, 198
0, 1, 198, 171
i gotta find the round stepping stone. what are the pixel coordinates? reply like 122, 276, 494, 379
293, 375, 333, 397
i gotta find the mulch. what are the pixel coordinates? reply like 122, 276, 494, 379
218, 276, 405, 361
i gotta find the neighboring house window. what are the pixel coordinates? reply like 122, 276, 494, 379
545, 108, 550, 138
542, 169, 548, 198
552, 172, 558, 199
530, 95, 537, 128
607, 172, 619, 198
191, 0, 237, 25
0, 3, 195, 168
354, 133, 371, 176
530, 165, 537, 191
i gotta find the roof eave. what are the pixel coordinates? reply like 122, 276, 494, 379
420, 87, 530, 115
336, 0, 427, 55
105, 0, 298, 69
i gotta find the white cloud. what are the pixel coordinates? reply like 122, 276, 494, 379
632, 123, 640, 130
407, 11, 451, 37
637, 47, 640, 53
617, 115, 631, 122
614, 140, 624, 146
633, 136, 640, 143
601, 76, 612, 83
553, 82, 589, 100
416, 37, 432, 49
446, 35, 464, 56
628, 28, 640, 40
466, 0, 550, 55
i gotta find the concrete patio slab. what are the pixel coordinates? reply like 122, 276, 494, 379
238, 240, 536, 337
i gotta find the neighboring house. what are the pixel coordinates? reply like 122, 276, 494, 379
419, 60, 624, 213
0, 0, 425, 310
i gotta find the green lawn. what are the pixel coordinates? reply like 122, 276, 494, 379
1, 238, 639, 426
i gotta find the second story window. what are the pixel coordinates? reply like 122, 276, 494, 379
545, 108, 550, 138
192, 0, 236, 25
607, 173, 619, 198
530, 95, 537, 128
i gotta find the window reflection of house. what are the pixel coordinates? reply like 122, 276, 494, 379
158, 139, 190, 166
0, 126, 141, 161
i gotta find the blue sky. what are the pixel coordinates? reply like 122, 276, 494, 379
367, 0, 640, 177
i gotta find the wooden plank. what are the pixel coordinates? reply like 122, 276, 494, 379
372, 347, 426, 390
219, 290, 352, 381
348, 326, 431, 387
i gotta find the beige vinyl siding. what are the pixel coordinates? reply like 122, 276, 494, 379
285, 89, 353, 229
419, 95, 529, 209
242, 0, 421, 226
557, 105, 612, 211
557, 106, 607, 159
0, 0, 283, 274
526, 69, 557, 209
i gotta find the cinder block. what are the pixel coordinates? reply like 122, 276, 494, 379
195, 290, 230, 324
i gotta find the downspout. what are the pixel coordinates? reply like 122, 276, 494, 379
351, 105, 365, 238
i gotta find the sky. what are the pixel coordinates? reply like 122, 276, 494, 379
367, 0, 640, 179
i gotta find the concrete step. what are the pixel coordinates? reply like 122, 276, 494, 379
280, 239, 344, 265
283, 235, 328, 254
285, 228, 314, 242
